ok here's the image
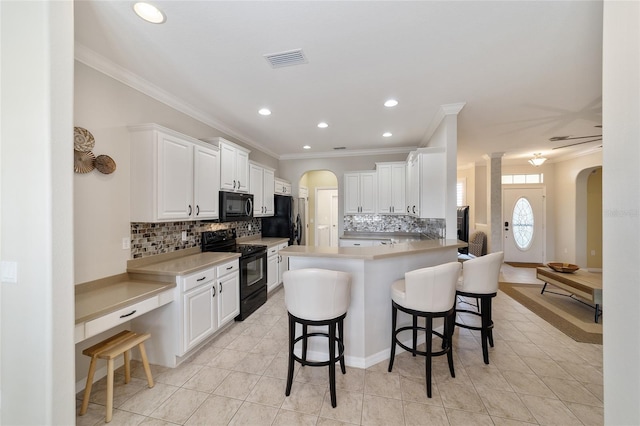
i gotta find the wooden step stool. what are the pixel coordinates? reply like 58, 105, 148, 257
79, 330, 154, 423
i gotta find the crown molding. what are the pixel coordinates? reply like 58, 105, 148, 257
279, 146, 417, 160
74, 42, 281, 159
420, 102, 466, 147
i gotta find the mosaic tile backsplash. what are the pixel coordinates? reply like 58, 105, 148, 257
343, 215, 446, 239
130, 219, 261, 258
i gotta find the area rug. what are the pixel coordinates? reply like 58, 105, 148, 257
499, 282, 602, 344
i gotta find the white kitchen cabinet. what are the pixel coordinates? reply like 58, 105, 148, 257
249, 162, 275, 217
217, 269, 240, 326
129, 124, 220, 222
267, 247, 279, 292
277, 242, 288, 286
405, 148, 446, 219
216, 138, 250, 193
344, 172, 377, 214
183, 272, 217, 353
377, 162, 406, 214
274, 178, 292, 195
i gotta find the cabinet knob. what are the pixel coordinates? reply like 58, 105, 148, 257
233, 180, 236, 189
212, 286, 216, 297
196, 205, 200, 216
188, 205, 192, 216
219, 282, 222, 293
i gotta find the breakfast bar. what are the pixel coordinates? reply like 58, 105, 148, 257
280, 239, 466, 368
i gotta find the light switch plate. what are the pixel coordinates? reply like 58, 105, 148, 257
1, 260, 18, 283
122, 238, 130, 250
182, 231, 187, 241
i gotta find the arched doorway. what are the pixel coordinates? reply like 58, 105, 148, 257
576, 166, 603, 269
299, 170, 339, 247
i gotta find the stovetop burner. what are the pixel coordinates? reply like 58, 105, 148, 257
201, 229, 266, 258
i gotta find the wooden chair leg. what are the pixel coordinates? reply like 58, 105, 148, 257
388, 304, 398, 372
124, 350, 131, 384
285, 315, 295, 396
138, 343, 154, 388
79, 356, 98, 416
106, 359, 115, 423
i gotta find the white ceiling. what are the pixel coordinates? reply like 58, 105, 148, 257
74, 0, 603, 166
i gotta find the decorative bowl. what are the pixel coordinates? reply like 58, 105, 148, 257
547, 262, 580, 273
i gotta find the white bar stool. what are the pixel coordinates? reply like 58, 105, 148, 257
454, 251, 504, 364
283, 268, 352, 408
388, 262, 461, 398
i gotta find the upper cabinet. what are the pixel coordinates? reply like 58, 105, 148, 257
344, 172, 377, 214
376, 162, 406, 214
249, 161, 275, 217
130, 124, 220, 222
406, 148, 446, 219
274, 178, 292, 196
213, 138, 250, 193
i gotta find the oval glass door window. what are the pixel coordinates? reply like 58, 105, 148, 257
512, 197, 534, 250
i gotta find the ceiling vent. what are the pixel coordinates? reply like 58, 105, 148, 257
264, 49, 308, 68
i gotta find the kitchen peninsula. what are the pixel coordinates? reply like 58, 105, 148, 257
280, 239, 466, 368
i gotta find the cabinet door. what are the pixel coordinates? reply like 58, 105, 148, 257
183, 284, 216, 352
377, 164, 392, 213
407, 156, 420, 216
267, 254, 278, 292
263, 169, 275, 216
235, 149, 249, 193
193, 145, 219, 219
249, 163, 264, 216
344, 173, 361, 214
359, 172, 377, 214
219, 143, 237, 191
218, 271, 240, 326
157, 133, 194, 220
419, 151, 446, 218
277, 243, 288, 285
390, 163, 406, 214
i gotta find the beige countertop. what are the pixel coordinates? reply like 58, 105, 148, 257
238, 237, 290, 247
126, 250, 240, 277
281, 239, 466, 260
75, 275, 175, 324
340, 232, 429, 243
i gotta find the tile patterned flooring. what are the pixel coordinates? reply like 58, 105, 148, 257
77, 265, 603, 425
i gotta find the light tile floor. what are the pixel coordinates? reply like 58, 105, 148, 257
77, 265, 603, 425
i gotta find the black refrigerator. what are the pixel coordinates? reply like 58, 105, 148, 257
262, 195, 306, 245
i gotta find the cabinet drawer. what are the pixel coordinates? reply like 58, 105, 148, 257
278, 242, 288, 250
217, 260, 238, 277
183, 267, 216, 292
85, 296, 159, 339
267, 246, 278, 256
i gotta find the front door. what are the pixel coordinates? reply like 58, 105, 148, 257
503, 187, 545, 263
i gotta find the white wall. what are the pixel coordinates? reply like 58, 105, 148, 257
553, 151, 602, 265
602, 1, 640, 423
74, 63, 278, 283
0, 2, 75, 423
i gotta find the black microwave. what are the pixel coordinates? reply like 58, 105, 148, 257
219, 191, 253, 222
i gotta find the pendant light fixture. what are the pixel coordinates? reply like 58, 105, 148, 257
528, 153, 547, 167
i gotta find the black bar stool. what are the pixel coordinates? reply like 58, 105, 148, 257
388, 262, 461, 397
454, 251, 504, 364
283, 268, 352, 408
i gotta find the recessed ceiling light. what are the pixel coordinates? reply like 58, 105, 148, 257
317, 122, 328, 128
303, 145, 311, 150
383, 132, 392, 137
384, 99, 398, 107
258, 108, 271, 116
133, 2, 166, 24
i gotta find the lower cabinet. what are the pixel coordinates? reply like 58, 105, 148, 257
218, 269, 240, 325
183, 282, 216, 353
267, 242, 289, 293
131, 258, 240, 367
277, 242, 288, 286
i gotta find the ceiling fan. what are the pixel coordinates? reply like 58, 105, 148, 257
550, 125, 602, 150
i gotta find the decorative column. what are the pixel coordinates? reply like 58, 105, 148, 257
485, 153, 504, 253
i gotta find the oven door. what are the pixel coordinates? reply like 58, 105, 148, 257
240, 251, 267, 299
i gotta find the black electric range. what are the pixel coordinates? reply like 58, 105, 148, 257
201, 229, 267, 321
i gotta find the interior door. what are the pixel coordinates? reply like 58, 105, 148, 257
503, 187, 545, 263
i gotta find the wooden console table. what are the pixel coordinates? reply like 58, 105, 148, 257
536, 267, 602, 323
